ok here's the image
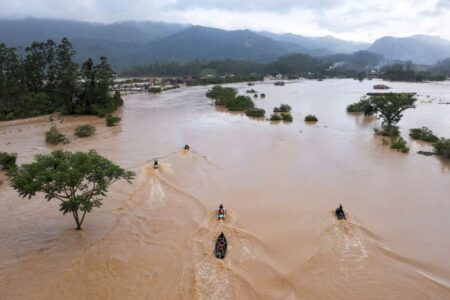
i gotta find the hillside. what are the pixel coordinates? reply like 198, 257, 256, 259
368, 35, 450, 64
261, 32, 369, 54
136, 26, 305, 64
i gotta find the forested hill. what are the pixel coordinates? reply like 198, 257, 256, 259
2, 19, 450, 68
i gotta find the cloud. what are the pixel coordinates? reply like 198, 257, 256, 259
0, 0, 449, 42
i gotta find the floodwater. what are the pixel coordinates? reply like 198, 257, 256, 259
1, 79, 450, 299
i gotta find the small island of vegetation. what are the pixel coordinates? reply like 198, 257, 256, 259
245, 108, 265, 118
305, 114, 318, 122
206, 85, 255, 112
274, 104, 292, 113
74, 124, 96, 138
409, 127, 439, 143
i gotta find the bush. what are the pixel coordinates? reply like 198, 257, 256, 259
305, 114, 318, 122
346, 98, 376, 115
270, 114, 282, 121
245, 108, 265, 118
0, 152, 17, 171
46, 126, 68, 145
274, 104, 291, 113
74, 124, 96, 138
434, 138, 450, 159
206, 85, 237, 100
106, 114, 121, 127
226, 96, 255, 111
246, 89, 257, 93
409, 127, 439, 143
374, 125, 400, 137
281, 113, 293, 122
148, 87, 162, 93
390, 136, 409, 153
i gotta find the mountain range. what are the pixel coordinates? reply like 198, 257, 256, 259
1, 18, 450, 69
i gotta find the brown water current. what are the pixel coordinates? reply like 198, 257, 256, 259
1, 79, 450, 299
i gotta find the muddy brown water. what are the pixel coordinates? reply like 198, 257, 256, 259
1, 79, 450, 299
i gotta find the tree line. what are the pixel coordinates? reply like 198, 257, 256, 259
121, 52, 450, 82
0, 38, 122, 121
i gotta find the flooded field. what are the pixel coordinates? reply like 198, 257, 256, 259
1, 79, 450, 299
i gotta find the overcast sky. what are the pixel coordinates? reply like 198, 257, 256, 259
1, 0, 450, 42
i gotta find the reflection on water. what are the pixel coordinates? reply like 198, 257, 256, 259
1, 79, 450, 299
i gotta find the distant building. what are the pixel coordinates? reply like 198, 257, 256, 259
368, 70, 383, 79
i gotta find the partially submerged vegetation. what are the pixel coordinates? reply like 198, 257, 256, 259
206, 86, 255, 112
74, 124, 96, 138
245, 108, 265, 118
46, 125, 69, 145
0, 38, 123, 121
346, 98, 374, 114
270, 114, 282, 121
365, 93, 417, 137
9, 150, 135, 230
281, 113, 293, 122
273, 104, 292, 113
409, 127, 439, 143
390, 137, 410, 153
305, 114, 318, 122
106, 114, 121, 127
434, 139, 450, 159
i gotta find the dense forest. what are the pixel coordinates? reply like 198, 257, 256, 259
0, 38, 122, 121
382, 63, 447, 82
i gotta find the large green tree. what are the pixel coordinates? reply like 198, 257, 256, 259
54, 38, 79, 113
365, 93, 417, 136
9, 150, 135, 230
95, 56, 115, 108
0, 43, 26, 119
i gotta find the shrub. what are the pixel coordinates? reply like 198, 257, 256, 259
261, 93, 266, 98
434, 138, 450, 159
226, 96, 255, 111
246, 89, 257, 93
74, 124, 96, 137
409, 127, 439, 143
46, 126, 68, 145
374, 125, 400, 137
106, 114, 121, 127
270, 114, 282, 121
148, 87, 162, 93
206, 85, 237, 100
305, 114, 318, 122
347, 99, 372, 113
274, 104, 291, 113
0, 152, 17, 171
390, 136, 409, 153
281, 113, 293, 122
245, 108, 265, 118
